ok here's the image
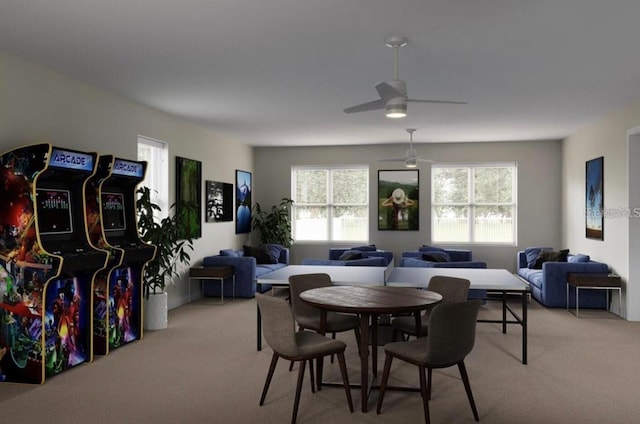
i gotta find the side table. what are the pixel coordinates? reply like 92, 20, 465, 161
566, 273, 622, 317
189, 266, 235, 304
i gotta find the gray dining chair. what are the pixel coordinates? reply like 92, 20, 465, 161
377, 299, 482, 424
391, 275, 470, 341
289, 273, 361, 350
256, 293, 353, 424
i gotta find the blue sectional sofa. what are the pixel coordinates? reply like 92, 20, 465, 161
301, 256, 388, 267
202, 244, 289, 298
399, 246, 487, 268
516, 247, 608, 308
400, 246, 487, 299
329, 245, 394, 265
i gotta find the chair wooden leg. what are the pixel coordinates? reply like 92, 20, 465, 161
292, 359, 306, 424
419, 365, 431, 424
316, 355, 324, 391
458, 361, 479, 421
376, 353, 394, 414
427, 367, 432, 400
354, 326, 361, 352
331, 333, 336, 363
260, 352, 279, 406
309, 359, 315, 393
337, 351, 354, 412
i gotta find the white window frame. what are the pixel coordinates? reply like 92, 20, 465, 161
137, 135, 169, 218
431, 162, 517, 245
291, 165, 369, 243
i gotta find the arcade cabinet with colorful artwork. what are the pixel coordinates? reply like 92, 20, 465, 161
84, 155, 124, 355
0, 144, 108, 384
99, 158, 155, 351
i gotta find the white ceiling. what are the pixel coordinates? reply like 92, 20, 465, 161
2, 0, 640, 147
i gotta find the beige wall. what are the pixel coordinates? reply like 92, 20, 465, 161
0, 51, 254, 309
563, 101, 640, 320
255, 139, 563, 271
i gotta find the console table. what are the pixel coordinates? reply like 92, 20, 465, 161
189, 266, 235, 303
566, 273, 622, 317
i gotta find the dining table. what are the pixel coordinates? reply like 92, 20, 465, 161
299, 285, 442, 413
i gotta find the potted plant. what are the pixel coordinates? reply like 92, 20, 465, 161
252, 197, 294, 248
136, 186, 195, 330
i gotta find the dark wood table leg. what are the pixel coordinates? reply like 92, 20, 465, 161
502, 291, 507, 333
359, 312, 370, 412
317, 310, 328, 391
371, 314, 378, 378
414, 310, 422, 337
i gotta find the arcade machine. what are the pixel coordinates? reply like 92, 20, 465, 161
84, 155, 123, 355
0, 144, 108, 384
99, 157, 155, 351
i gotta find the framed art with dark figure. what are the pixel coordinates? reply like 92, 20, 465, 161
585, 156, 604, 240
235, 170, 252, 233
176, 156, 202, 239
205, 180, 233, 223
378, 169, 419, 230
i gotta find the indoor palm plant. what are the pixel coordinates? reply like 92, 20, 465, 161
251, 197, 294, 248
136, 186, 195, 329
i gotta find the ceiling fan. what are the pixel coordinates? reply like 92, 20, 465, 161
343, 36, 467, 118
379, 128, 433, 168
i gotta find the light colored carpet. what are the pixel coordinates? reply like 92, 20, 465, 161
0, 296, 638, 424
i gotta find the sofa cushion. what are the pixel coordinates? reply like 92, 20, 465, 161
518, 268, 544, 290
532, 249, 569, 269
219, 249, 240, 257
338, 250, 364, 261
422, 251, 451, 262
243, 245, 276, 264
263, 243, 284, 263
525, 247, 550, 269
255, 263, 287, 277
568, 253, 590, 263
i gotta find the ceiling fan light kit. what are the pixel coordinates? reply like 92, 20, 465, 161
343, 36, 467, 118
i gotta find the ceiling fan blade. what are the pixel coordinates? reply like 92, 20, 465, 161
343, 99, 385, 114
417, 157, 435, 163
375, 82, 405, 102
408, 98, 467, 105
378, 157, 407, 162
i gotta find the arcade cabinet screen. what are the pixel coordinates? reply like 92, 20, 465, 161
102, 192, 126, 231
36, 189, 73, 234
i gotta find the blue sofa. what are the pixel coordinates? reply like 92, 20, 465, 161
400, 246, 487, 299
399, 246, 487, 269
201, 244, 289, 298
329, 246, 394, 265
301, 256, 388, 267
517, 247, 608, 308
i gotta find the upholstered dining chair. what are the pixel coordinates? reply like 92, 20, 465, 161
256, 293, 353, 424
288, 273, 361, 352
391, 275, 470, 341
377, 299, 482, 424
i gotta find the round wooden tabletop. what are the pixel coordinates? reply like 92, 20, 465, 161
299, 285, 442, 314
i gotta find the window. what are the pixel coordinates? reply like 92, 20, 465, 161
292, 166, 369, 242
432, 163, 517, 244
137, 136, 169, 218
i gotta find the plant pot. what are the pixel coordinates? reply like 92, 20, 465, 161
144, 291, 168, 330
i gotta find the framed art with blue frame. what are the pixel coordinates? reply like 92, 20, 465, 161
235, 170, 252, 233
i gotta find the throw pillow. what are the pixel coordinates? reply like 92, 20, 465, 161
422, 252, 450, 262
263, 243, 284, 264
353, 244, 376, 251
525, 247, 550, 269
338, 250, 363, 261
418, 245, 448, 254
568, 254, 590, 263
532, 249, 569, 269
243, 245, 276, 264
